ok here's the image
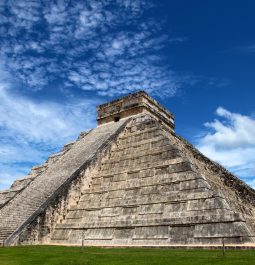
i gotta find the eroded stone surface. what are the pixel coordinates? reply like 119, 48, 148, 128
49, 116, 254, 246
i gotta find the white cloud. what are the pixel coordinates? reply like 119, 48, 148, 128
0, 82, 96, 144
0, 0, 191, 190
196, 107, 255, 184
203, 107, 255, 149
0, 69, 97, 190
0, 0, 188, 96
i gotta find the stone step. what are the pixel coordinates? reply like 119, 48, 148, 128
55, 213, 243, 229
107, 141, 175, 162
118, 132, 162, 147
72, 190, 223, 210
88, 172, 206, 194
108, 137, 172, 159
118, 126, 160, 140
109, 135, 166, 155
100, 152, 182, 173
98, 157, 187, 179
0, 227, 15, 232
80, 183, 210, 205
0, 234, 13, 239
53, 228, 250, 243
0, 233, 11, 238
66, 207, 233, 221
99, 159, 196, 178
0, 233, 13, 239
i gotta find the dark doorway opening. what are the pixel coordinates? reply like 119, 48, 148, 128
114, 116, 120, 122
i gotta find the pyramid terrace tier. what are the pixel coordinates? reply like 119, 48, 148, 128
49, 115, 255, 245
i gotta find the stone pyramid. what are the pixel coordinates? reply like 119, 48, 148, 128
0, 91, 255, 246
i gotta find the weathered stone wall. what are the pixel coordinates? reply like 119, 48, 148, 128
167, 132, 255, 234
49, 115, 254, 246
16, 163, 98, 245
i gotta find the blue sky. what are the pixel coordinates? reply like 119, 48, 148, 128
0, 0, 255, 190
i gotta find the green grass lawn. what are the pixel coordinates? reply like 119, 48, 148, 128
0, 246, 254, 265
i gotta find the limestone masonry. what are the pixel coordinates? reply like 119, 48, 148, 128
0, 91, 255, 247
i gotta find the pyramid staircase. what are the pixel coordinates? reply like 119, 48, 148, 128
0, 120, 128, 246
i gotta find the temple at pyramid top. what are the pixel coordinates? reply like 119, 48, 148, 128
97, 91, 175, 132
